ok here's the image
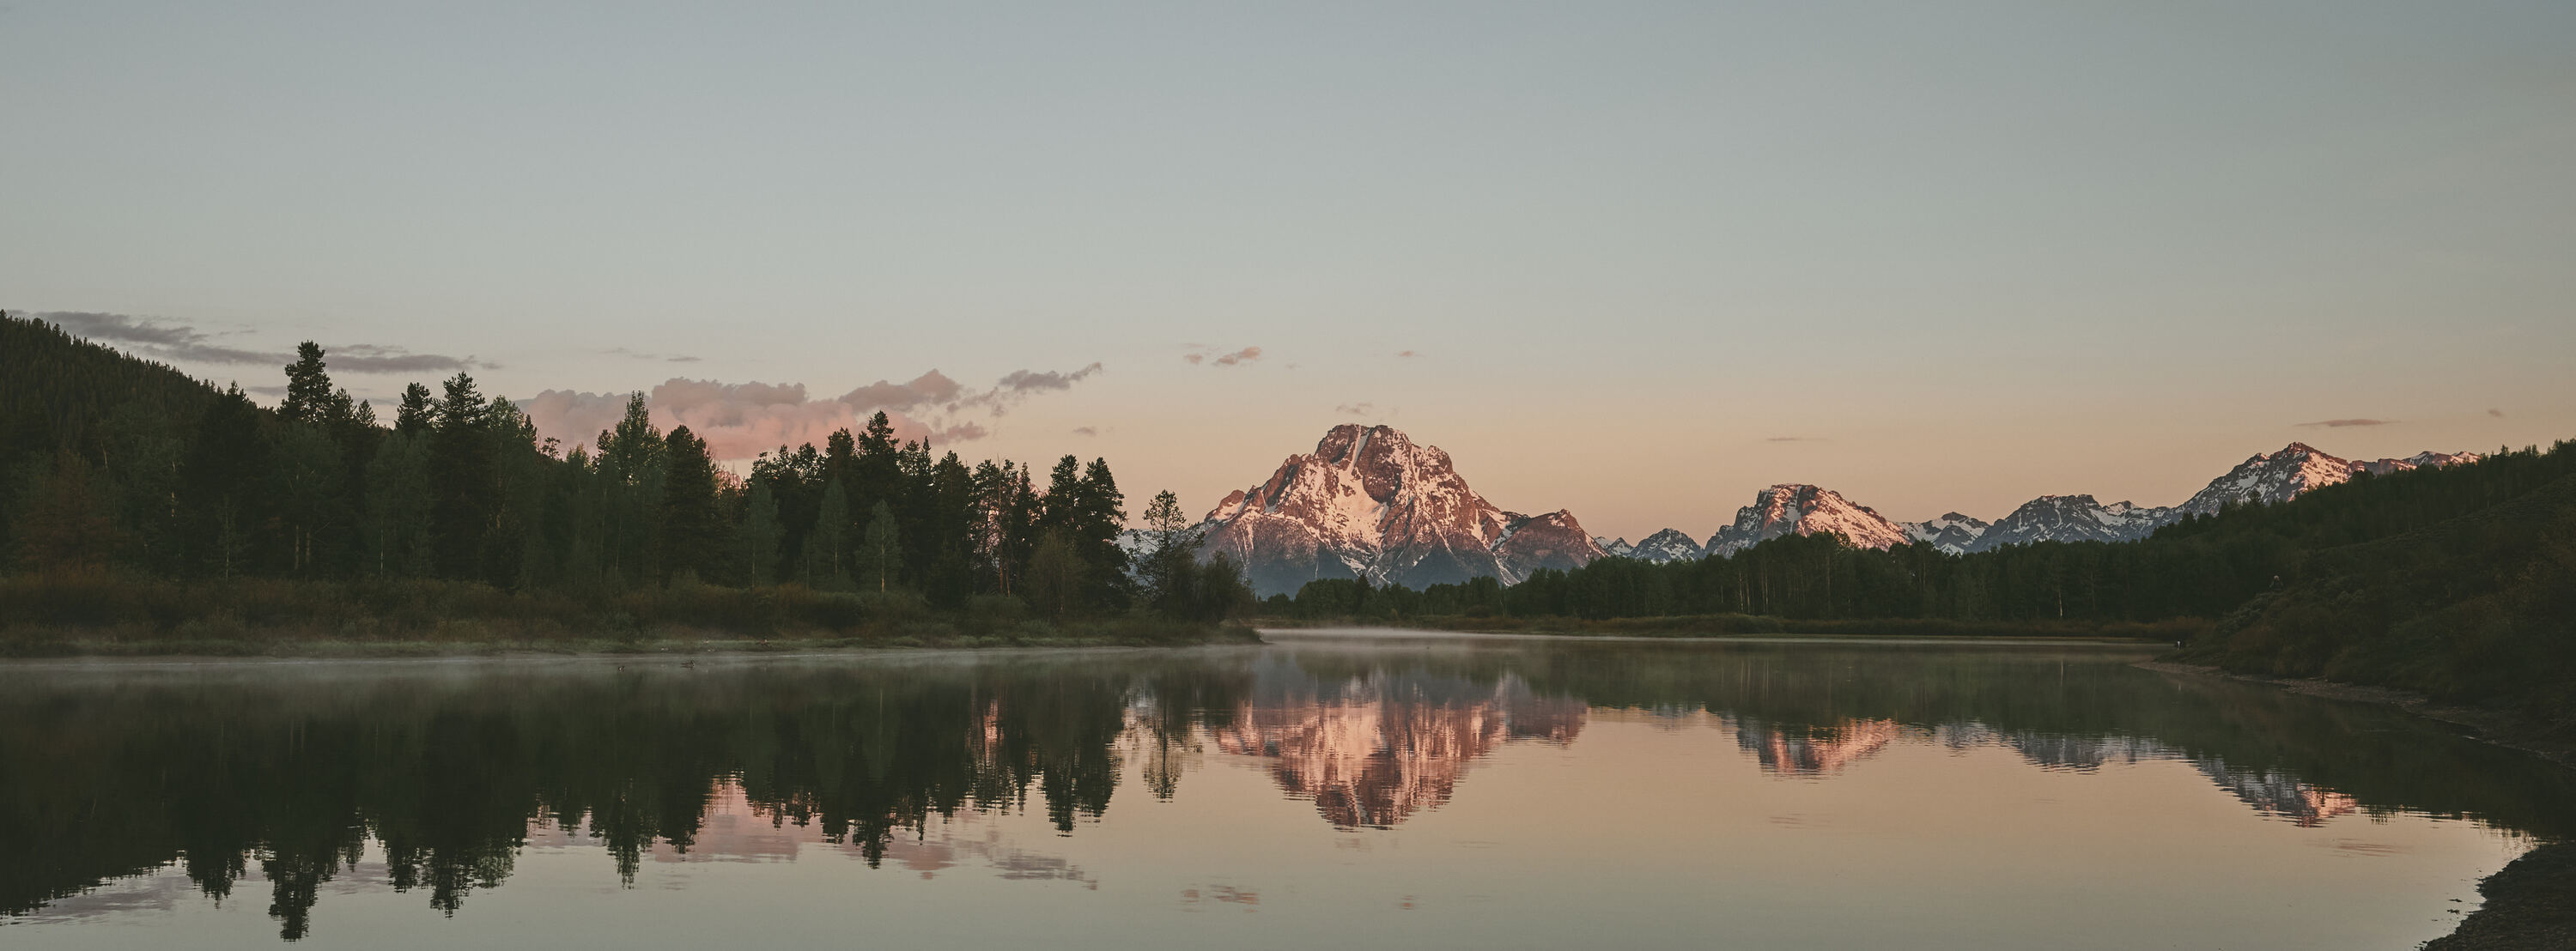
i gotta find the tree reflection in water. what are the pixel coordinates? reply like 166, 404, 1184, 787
3, 641, 2569, 941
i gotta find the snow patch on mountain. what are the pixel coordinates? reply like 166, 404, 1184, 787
1898, 512, 1990, 554
1629, 529, 1704, 563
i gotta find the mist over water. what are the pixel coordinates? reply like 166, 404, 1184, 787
5, 636, 2567, 948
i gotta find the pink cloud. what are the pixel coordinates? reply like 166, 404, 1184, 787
522, 364, 1101, 460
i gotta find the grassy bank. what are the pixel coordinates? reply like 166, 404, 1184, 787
0, 573, 1259, 657
1253, 612, 2206, 640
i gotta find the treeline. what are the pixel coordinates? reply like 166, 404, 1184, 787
0, 312, 1249, 639
1272, 439, 2576, 627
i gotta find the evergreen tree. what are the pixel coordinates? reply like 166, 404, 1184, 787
278, 342, 334, 425
425, 373, 493, 578
1138, 489, 1206, 618
392, 383, 435, 437
660, 426, 720, 584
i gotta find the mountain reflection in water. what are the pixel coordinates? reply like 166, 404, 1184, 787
1210, 657, 1586, 828
3, 639, 2571, 943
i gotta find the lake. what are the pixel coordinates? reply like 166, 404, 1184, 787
4, 630, 2569, 948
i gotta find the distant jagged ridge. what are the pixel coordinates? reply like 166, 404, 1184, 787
1757, 442, 2483, 556
1202, 427, 2484, 594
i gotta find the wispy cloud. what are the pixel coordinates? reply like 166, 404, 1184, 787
1184, 346, 1261, 367
1765, 436, 1823, 442
1394, 350, 1420, 358
963, 363, 1104, 415
605, 346, 704, 365
329, 343, 486, 373
1072, 426, 1098, 437
993, 363, 1104, 394
2296, 418, 2396, 428
37, 311, 484, 373
1334, 402, 1379, 417
2488, 408, 2506, 418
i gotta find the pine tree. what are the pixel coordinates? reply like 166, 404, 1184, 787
426, 373, 494, 578
393, 383, 435, 437
279, 342, 334, 425
661, 426, 721, 584
1139, 489, 1205, 617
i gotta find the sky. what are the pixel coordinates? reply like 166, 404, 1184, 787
4, 1, 2572, 541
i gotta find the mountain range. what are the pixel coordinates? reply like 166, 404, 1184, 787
1204, 427, 2484, 595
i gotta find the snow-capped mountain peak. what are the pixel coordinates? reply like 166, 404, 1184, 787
1200, 425, 1607, 596
1701, 484, 1912, 558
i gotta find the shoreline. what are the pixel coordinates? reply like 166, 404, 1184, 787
0, 626, 1266, 664
2132, 661, 2576, 769
1264, 625, 2160, 649
2134, 661, 2576, 951
0, 639, 1271, 673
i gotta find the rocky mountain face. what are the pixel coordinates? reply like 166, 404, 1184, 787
1970, 495, 2176, 549
2179, 443, 2484, 516
1199, 425, 1608, 596
1628, 529, 1703, 563
1595, 529, 1702, 563
1700, 484, 1913, 558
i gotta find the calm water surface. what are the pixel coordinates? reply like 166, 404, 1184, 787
6, 630, 2571, 949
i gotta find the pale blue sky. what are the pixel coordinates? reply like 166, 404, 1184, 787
5, 2, 2571, 538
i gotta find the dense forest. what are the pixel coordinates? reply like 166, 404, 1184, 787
0, 312, 1250, 647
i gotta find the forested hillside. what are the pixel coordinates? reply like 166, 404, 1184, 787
2187, 472, 2576, 720
1272, 438, 2576, 723
1272, 440, 2575, 623
0, 312, 1249, 647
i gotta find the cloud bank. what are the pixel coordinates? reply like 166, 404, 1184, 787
522, 365, 1103, 460
2295, 418, 2395, 428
